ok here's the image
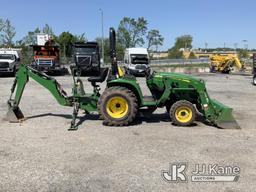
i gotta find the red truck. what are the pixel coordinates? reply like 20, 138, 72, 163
31, 39, 67, 75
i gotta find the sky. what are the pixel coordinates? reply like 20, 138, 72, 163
0, 0, 255, 50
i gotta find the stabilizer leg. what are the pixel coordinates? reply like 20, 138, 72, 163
69, 102, 79, 131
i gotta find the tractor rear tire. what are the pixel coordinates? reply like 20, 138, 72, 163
170, 100, 196, 126
98, 86, 138, 126
253, 75, 256, 86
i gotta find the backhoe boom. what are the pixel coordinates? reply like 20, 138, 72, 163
7, 65, 72, 122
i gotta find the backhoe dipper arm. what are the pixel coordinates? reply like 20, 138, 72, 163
7, 65, 73, 122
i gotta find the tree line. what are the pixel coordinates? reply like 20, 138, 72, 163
0, 17, 250, 62
0, 17, 165, 62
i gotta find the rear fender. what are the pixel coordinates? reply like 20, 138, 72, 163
107, 79, 143, 106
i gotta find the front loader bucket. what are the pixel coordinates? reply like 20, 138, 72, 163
7, 103, 25, 123
209, 99, 240, 129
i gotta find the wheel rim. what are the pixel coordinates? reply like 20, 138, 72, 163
175, 106, 193, 123
106, 96, 128, 118
254, 77, 256, 85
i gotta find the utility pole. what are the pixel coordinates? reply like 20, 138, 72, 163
205, 42, 208, 52
99, 9, 104, 64
234, 43, 238, 52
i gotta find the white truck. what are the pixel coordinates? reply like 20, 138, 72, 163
124, 48, 150, 76
0, 49, 21, 76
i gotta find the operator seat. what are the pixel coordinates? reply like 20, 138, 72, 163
88, 67, 109, 83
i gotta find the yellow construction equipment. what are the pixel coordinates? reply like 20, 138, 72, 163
209, 55, 243, 73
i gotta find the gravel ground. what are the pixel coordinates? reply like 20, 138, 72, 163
0, 73, 255, 192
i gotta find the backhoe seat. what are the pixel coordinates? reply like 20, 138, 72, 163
88, 68, 109, 83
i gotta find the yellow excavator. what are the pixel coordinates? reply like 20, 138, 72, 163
209, 55, 244, 73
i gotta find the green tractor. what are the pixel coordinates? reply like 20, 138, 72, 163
7, 28, 240, 130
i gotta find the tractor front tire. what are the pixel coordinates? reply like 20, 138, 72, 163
98, 86, 138, 126
170, 100, 196, 126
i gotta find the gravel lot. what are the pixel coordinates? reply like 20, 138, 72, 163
0, 73, 255, 192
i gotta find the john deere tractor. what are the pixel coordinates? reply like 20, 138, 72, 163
7, 28, 240, 130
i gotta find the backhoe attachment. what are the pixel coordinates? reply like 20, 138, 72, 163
6, 65, 73, 125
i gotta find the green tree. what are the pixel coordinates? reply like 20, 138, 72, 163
168, 35, 193, 59
173, 35, 193, 50
18, 28, 41, 64
0, 19, 16, 47
168, 49, 184, 59
55, 31, 86, 61
146, 29, 164, 51
117, 17, 148, 48
0, 18, 4, 32
73, 33, 86, 43
237, 49, 249, 59
96, 37, 109, 63
56, 32, 74, 58
21, 28, 40, 45
0, 18, 4, 46
95, 37, 124, 63
43, 24, 54, 36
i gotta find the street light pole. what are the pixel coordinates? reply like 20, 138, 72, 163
99, 9, 104, 64
243, 40, 248, 50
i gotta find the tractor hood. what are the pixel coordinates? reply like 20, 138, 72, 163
149, 72, 206, 90
155, 72, 203, 82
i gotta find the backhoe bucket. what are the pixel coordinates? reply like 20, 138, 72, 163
210, 99, 240, 129
7, 103, 25, 123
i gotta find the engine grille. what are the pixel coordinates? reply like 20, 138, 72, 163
135, 64, 147, 70
76, 55, 91, 66
36, 59, 53, 66
0, 62, 9, 68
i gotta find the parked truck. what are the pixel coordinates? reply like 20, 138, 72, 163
30, 34, 67, 75
124, 48, 150, 76
71, 42, 101, 76
0, 49, 21, 76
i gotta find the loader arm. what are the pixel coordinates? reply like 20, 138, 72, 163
233, 57, 243, 70
221, 58, 242, 71
7, 65, 72, 122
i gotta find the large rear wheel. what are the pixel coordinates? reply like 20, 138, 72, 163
170, 100, 196, 126
253, 75, 256, 85
98, 86, 138, 126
